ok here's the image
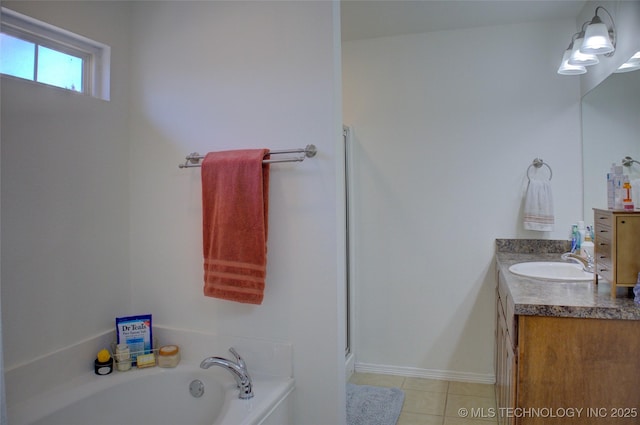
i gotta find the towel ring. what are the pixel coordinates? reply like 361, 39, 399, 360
527, 158, 552, 181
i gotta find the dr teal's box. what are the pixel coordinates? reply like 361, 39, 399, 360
115, 314, 153, 366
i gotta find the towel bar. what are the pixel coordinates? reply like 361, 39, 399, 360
527, 158, 552, 181
178, 145, 317, 168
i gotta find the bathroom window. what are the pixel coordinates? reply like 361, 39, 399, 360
0, 7, 111, 100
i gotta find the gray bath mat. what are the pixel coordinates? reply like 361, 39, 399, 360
346, 383, 405, 425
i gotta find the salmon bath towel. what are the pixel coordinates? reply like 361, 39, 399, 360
201, 149, 270, 304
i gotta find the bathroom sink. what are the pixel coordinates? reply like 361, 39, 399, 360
508, 262, 593, 282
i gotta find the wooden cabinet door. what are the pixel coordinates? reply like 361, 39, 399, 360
517, 316, 640, 424
616, 216, 640, 284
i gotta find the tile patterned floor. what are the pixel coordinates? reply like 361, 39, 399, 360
349, 372, 499, 425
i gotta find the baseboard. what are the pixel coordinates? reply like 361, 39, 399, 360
355, 362, 495, 384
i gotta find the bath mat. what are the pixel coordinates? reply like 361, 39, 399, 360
346, 383, 405, 425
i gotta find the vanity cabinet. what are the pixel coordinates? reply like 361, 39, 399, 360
593, 209, 640, 297
496, 269, 640, 425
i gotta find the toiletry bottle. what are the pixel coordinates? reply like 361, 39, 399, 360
580, 233, 594, 260
577, 221, 585, 250
570, 224, 578, 253
623, 177, 634, 211
614, 173, 624, 209
608, 164, 615, 209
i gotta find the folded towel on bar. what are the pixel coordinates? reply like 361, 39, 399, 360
523, 179, 554, 231
201, 149, 270, 305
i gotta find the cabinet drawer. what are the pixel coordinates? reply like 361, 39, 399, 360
596, 255, 612, 270
595, 237, 612, 258
596, 262, 613, 282
594, 211, 612, 227
594, 224, 612, 242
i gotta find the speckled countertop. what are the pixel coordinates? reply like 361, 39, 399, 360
496, 239, 640, 320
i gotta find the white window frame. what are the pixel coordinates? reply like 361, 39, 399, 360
1, 7, 111, 100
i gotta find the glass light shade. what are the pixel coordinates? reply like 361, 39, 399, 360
614, 62, 640, 73
568, 37, 599, 66
557, 49, 586, 75
581, 22, 614, 54
614, 52, 640, 73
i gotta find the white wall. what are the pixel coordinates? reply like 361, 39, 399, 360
343, 19, 582, 380
1, 1, 132, 369
127, 2, 345, 424
2, 2, 345, 423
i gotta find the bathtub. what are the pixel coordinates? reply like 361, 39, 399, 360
10, 364, 294, 425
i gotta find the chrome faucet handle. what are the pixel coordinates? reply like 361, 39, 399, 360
229, 347, 247, 371
581, 250, 594, 264
200, 353, 254, 399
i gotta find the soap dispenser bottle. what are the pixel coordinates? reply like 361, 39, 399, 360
580, 233, 594, 260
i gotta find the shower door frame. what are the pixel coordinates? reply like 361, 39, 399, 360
343, 125, 356, 375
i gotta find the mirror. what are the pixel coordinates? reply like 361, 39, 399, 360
582, 61, 640, 222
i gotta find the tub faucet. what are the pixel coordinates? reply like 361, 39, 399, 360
561, 252, 594, 273
200, 347, 253, 399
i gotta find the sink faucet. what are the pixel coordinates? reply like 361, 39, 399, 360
561, 252, 594, 273
200, 347, 253, 399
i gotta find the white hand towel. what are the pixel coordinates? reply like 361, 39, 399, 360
523, 179, 554, 231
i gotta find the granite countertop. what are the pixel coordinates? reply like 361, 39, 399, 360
496, 239, 640, 320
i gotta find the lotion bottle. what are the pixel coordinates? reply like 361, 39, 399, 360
580, 233, 594, 260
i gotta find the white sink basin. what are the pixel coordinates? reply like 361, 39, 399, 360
508, 262, 594, 282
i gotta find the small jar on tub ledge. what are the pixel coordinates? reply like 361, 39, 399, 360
94, 348, 113, 375
157, 345, 180, 368
115, 343, 132, 371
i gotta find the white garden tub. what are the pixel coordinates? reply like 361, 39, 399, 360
10, 364, 294, 425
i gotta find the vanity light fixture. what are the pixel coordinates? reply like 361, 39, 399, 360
558, 6, 615, 76
614, 51, 640, 73
557, 35, 587, 75
568, 23, 599, 66
580, 6, 616, 56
